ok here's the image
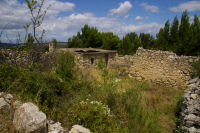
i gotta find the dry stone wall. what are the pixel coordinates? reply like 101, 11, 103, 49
180, 77, 200, 133
0, 48, 56, 68
113, 47, 200, 87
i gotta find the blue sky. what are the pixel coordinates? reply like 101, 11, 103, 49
0, 0, 200, 42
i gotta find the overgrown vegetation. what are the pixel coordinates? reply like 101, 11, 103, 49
0, 53, 183, 132
191, 61, 200, 78
68, 11, 200, 56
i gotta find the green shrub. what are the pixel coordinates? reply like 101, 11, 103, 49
191, 61, 200, 78
0, 64, 20, 91
56, 52, 75, 81
66, 99, 122, 133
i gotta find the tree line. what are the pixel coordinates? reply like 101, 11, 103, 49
68, 11, 200, 56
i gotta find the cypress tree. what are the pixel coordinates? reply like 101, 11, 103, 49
163, 20, 170, 50
189, 15, 200, 55
170, 16, 179, 52
178, 11, 190, 55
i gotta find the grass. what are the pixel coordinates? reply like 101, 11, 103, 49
141, 84, 184, 133
0, 52, 185, 133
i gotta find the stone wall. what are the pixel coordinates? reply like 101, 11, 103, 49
113, 47, 200, 87
80, 53, 116, 67
0, 49, 55, 68
180, 77, 200, 132
57, 48, 117, 68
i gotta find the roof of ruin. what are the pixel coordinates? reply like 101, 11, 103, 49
57, 48, 117, 55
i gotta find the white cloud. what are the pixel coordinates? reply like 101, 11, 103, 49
45, 0, 75, 16
0, 0, 163, 42
135, 16, 149, 21
141, 2, 159, 13
122, 23, 163, 34
135, 16, 143, 20
108, 1, 132, 17
169, 1, 200, 12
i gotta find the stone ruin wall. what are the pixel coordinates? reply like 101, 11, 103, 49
73, 53, 116, 69
114, 47, 200, 87
0, 48, 55, 68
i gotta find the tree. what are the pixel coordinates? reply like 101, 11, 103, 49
81, 24, 102, 48
189, 15, 200, 55
68, 24, 102, 48
139, 33, 155, 49
170, 16, 179, 52
156, 28, 165, 50
68, 35, 83, 48
178, 11, 190, 55
101, 32, 120, 50
156, 20, 170, 50
118, 32, 141, 55
25, 0, 50, 44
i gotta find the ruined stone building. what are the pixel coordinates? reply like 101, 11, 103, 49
55, 47, 117, 67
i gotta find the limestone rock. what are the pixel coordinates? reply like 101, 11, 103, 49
191, 94, 198, 100
186, 77, 199, 85
13, 100, 22, 109
13, 102, 47, 133
69, 125, 91, 133
0, 92, 3, 97
48, 121, 66, 133
4, 93, 13, 103
188, 127, 200, 133
0, 97, 10, 112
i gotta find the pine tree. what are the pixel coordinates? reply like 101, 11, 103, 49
119, 32, 141, 55
170, 16, 179, 52
178, 11, 190, 55
156, 20, 170, 51
139, 33, 155, 49
163, 20, 170, 50
101, 32, 120, 50
189, 15, 200, 55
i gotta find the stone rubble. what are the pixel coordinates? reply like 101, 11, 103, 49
181, 77, 200, 133
48, 121, 67, 133
69, 125, 91, 133
0, 92, 91, 133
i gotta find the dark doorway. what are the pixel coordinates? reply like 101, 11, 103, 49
91, 58, 94, 64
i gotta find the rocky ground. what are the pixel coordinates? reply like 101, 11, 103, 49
0, 92, 91, 133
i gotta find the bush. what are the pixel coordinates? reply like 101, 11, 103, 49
191, 61, 200, 78
56, 52, 75, 81
0, 64, 20, 91
66, 99, 122, 133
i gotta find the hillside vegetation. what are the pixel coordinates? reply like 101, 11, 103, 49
0, 52, 184, 133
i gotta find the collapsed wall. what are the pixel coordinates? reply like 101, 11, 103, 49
115, 47, 200, 87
